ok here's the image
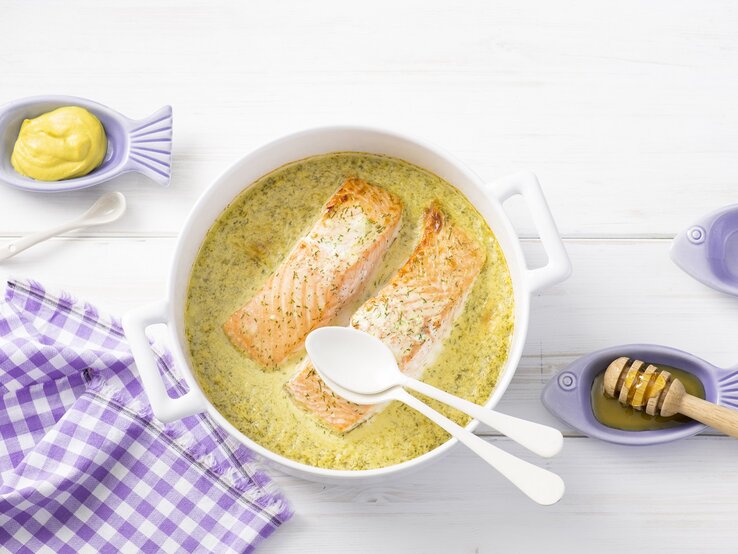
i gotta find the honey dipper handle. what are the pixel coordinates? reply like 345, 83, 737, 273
678, 395, 738, 439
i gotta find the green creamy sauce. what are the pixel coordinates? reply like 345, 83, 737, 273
185, 152, 514, 470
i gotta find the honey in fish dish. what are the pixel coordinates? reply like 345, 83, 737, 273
591, 363, 705, 431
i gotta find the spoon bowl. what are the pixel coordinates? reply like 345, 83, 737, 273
77, 192, 128, 226
320, 373, 392, 406
305, 326, 400, 395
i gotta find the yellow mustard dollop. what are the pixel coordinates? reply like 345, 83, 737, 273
11, 106, 107, 181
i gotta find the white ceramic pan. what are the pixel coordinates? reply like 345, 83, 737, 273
123, 126, 571, 483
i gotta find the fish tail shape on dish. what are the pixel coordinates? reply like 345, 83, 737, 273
286, 201, 487, 432
224, 178, 404, 367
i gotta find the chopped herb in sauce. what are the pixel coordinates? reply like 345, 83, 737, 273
185, 152, 514, 471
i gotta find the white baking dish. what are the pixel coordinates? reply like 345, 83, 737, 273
123, 126, 571, 483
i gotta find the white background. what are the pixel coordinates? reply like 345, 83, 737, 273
2, 1, 738, 552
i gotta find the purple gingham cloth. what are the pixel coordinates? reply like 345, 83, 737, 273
0, 279, 291, 553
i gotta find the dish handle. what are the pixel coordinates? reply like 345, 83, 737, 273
487, 171, 571, 293
122, 300, 207, 422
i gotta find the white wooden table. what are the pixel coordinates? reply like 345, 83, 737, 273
3, 1, 738, 551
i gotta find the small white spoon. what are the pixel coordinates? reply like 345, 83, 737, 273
0, 192, 127, 262
305, 326, 565, 505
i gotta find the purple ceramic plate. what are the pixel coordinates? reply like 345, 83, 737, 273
0, 95, 172, 192
671, 204, 738, 296
542, 344, 738, 445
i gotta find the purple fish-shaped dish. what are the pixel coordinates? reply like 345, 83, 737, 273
542, 344, 738, 445
671, 204, 738, 296
0, 95, 172, 192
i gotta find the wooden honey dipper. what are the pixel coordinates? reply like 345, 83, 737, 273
604, 357, 738, 439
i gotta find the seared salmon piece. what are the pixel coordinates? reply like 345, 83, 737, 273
286, 202, 486, 432
224, 178, 403, 367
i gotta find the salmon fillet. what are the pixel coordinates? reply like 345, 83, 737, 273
224, 178, 403, 367
286, 202, 487, 432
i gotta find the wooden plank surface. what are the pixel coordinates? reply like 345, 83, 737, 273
3, 1, 738, 551
263, 436, 738, 554
2, 0, 738, 237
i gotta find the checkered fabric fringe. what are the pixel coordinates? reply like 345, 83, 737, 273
0, 279, 291, 553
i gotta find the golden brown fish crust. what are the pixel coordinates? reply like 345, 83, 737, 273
224, 178, 403, 367
286, 202, 486, 432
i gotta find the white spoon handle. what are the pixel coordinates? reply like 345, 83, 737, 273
393, 388, 564, 505
405, 377, 563, 458
0, 220, 84, 262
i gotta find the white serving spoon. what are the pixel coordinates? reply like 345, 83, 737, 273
305, 326, 565, 505
307, 326, 564, 457
0, 192, 127, 262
